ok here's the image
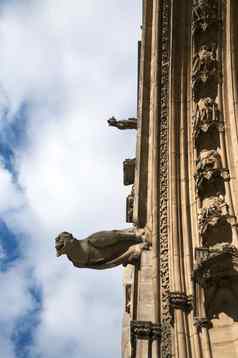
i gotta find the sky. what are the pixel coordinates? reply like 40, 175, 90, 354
0, 1, 141, 357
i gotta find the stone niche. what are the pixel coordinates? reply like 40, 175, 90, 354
123, 158, 136, 186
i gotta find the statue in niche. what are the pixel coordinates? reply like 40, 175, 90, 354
195, 150, 224, 196
192, 0, 219, 34
193, 98, 219, 140
55, 228, 149, 270
107, 116, 137, 130
198, 195, 230, 246
193, 45, 217, 84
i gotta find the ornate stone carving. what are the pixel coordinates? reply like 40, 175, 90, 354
195, 150, 228, 196
159, 1, 172, 356
169, 292, 193, 312
193, 245, 238, 287
107, 116, 137, 130
193, 45, 218, 100
123, 158, 136, 186
55, 228, 149, 269
130, 320, 161, 341
130, 321, 161, 358
198, 195, 229, 237
192, 0, 219, 35
126, 186, 135, 223
193, 98, 220, 141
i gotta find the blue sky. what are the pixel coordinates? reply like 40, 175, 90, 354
0, 1, 141, 357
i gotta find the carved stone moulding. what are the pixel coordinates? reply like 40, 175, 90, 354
193, 245, 238, 288
126, 186, 135, 223
192, 0, 219, 36
169, 292, 193, 312
123, 158, 136, 186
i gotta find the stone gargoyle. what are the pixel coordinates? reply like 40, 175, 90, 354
55, 228, 149, 269
107, 116, 137, 130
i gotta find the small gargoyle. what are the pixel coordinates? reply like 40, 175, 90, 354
107, 116, 137, 130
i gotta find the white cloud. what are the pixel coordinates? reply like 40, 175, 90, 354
0, 1, 141, 357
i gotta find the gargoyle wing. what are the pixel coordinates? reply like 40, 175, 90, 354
87, 230, 140, 249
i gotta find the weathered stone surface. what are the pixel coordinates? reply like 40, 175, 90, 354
55, 229, 148, 269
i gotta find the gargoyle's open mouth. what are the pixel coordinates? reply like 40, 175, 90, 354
55, 243, 65, 257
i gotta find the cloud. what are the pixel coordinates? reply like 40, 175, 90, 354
0, 1, 141, 357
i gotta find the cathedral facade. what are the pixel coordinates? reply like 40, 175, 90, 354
122, 1, 238, 357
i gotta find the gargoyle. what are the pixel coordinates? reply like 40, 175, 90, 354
107, 116, 137, 130
55, 228, 149, 270
193, 98, 219, 140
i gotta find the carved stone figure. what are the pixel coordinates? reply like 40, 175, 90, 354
195, 150, 224, 195
55, 228, 148, 269
108, 116, 137, 130
192, 0, 219, 34
193, 98, 219, 140
198, 195, 230, 246
193, 45, 217, 84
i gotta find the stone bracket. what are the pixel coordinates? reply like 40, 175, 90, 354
130, 320, 161, 358
169, 292, 193, 312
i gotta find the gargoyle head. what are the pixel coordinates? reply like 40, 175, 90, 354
55, 232, 74, 257
107, 116, 117, 126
